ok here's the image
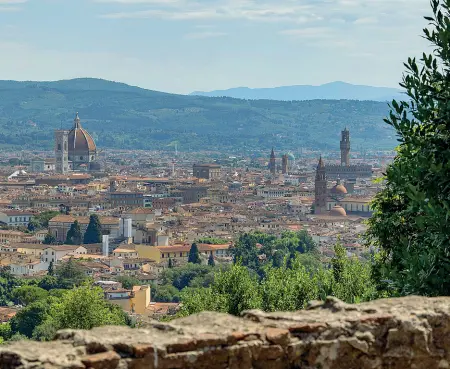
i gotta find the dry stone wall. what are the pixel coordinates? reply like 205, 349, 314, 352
1, 296, 450, 369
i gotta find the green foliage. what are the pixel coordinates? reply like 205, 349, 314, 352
65, 221, 82, 245
0, 323, 12, 341
168, 258, 173, 268
188, 243, 201, 264
38, 275, 58, 291
9, 284, 129, 341
10, 299, 51, 337
208, 253, 215, 267
35, 284, 127, 340
43, 232, 56, 245
28, 211, 59, 232
115, 276, 140, 290
366, 0, 450, 296
161, 263, 213, 290
179, 245, 378, 317
0, 78, 395, 152
272, 250, 285, 268
232, 234, 260, 271
152, 284, 181, 303
55, 259, 87, 289
83, 214, 102, 244
11, 286, 48, 306
0, 268, 18, 306
47, 261, 54, 276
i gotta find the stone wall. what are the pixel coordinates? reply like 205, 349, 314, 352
1, 296, 449, 369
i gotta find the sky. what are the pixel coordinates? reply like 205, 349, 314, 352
0, 0, 431, 94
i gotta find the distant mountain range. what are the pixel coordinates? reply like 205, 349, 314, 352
0, 78, 396, 152
190, 81, 403, 102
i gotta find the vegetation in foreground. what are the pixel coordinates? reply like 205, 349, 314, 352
367, 0, 450, 296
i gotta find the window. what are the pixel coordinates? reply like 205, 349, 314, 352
179, 252, 182, 257
52, 252, 54, 255
57, 144, 61, 151
161, 253, 165, 258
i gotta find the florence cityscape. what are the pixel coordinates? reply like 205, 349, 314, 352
0, 0, 448, 368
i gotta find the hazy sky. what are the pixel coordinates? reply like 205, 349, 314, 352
0, 0, 431, 94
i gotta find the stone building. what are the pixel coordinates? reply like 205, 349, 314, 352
193, 164, 221, 180
48, 214, 120, 243
55, 113, 99, 173
324, 128, 372, 179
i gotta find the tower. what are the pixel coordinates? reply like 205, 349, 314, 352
282, 154, 288, 174
55, 130, 69, 174
314, 156, 327, 214
340, 127, 350, 166
269, 148, 276, 175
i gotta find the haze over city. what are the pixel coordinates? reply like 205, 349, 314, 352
0, 0, 429, 93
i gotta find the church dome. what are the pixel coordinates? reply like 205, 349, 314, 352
330, 205, 347, 217
330, 179, 347, 196
68, 113, 96, 154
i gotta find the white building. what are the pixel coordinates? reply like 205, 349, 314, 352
0, 211, 34, 227
41, 245, 87, 264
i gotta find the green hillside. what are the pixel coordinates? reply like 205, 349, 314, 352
0, 78, 396, 152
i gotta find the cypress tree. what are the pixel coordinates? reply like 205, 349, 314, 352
43, 232, 56, 245
208, 253, 215, 267
168, 258, 173, 268
188, 243, 201, 264
47, 261, 54, 276
65, 220, 82, 245
83, 214, 102, 244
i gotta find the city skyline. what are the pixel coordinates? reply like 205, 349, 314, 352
0, 0, 430, 94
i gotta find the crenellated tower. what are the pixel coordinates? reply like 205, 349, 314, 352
340, 127, 350, 166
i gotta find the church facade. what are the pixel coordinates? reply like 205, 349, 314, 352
55, 113, 99, 173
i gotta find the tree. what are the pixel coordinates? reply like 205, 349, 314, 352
366, 0, 450, 296
55, 259, 87, 288
168, 258, 174, 268
11, 286, 48, 306
208, 253, 215, 267
272, 250, 285, 268
43, 232, 56, 245
65, 220, 82, 245
38, 275, 58, 291
41, 283, 127, 333
231, 234, 259, 271
10, 299, 51, 338
188, 243, 201, 264
83, 214, 102, 244
115, 276, 140, 290
47, 261, 54, 276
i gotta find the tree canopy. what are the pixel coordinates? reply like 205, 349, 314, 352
83, 215, 102, 244
65, 221, 82, 245
367, 0, 450, 296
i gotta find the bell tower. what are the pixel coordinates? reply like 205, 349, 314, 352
314, 156, 327, 214
55, 130, 69, 174
340, 128, 350, 166
269, 148, 276, 175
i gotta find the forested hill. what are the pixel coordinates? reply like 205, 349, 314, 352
0, 78, 396, 152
